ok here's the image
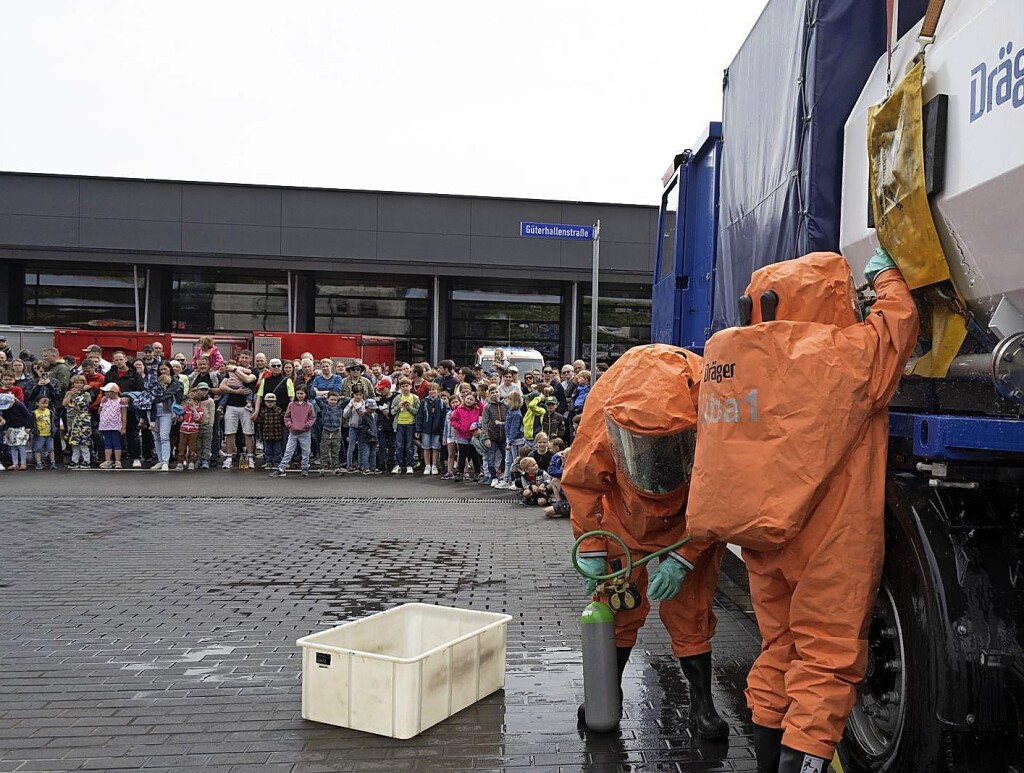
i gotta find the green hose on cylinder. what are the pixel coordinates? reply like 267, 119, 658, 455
571, 528, 691, 732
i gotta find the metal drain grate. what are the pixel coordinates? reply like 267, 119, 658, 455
3, 495, 521, 504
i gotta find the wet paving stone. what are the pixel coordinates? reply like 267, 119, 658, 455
0, 493, 765, 772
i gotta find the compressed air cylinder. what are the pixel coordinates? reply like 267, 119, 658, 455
580, 600, 620, 732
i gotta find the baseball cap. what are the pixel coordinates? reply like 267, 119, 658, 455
263, 392, 277, 401
142, 344, 154, 352
545, 397, 558, 405
196, 383, 210, 390
508, 365, 519, 374
100, 383, 120, 392
376, 377, 392, 390
346, 361, 365, 371
364, 399, 378, 409
82, 344, 102, 354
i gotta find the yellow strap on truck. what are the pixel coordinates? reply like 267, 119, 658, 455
868, 59, 966, 378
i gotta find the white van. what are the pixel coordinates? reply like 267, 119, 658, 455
475, 346, 545, 377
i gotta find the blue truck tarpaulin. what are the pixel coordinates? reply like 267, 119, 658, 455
713, 0, 927, 331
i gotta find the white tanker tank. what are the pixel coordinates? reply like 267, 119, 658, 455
842, 0, 1024, 344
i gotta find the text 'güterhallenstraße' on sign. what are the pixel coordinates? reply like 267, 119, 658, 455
520, 222, 595, 240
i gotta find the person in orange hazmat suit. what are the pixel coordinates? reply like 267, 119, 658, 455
562, 343, 729, 739
684, 250, 919, 773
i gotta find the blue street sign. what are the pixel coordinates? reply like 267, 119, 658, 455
520, 221, 595, 240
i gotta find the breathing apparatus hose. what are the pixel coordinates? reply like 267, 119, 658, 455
571, 529, 692, 584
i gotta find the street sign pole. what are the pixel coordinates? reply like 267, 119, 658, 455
590, 220, 600, 379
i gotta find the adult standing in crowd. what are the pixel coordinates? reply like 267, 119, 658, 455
41, 348, 71, 393
0, 334, 12, 362
82, 344, 111, 374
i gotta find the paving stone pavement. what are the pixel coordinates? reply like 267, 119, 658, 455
0, 480, 766, 773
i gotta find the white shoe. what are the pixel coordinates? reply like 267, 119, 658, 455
490, 478, 501, 487
160, 463, 170, 471
175, 463, 184, 471
495, 481, 510, 489
391, 465, 402, 474
150, 463, 163, 471
0, 463, 5, 471
132, 459, 142, 468
247, 455, 256, 470
424, 465, 432, 475
406, 466, 414, 474
187, 463, 195, 471
222, 457, 233, 469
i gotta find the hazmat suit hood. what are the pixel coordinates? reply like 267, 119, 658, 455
604, 346, 700, 495
562, 344, 705, 555
743, 252, 859, 327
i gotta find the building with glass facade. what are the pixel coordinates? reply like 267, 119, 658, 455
0, 172, 655, 366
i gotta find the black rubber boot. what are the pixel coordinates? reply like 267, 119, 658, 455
578, 646, 632, 729
678, 652, 730, 739
778, 745, 829, 773
752, 724, 784, 772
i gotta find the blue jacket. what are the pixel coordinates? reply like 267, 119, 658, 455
414, 394, 448, 435
504, 409, 524, 444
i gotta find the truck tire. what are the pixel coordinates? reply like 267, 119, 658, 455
837, 503, 1014, 773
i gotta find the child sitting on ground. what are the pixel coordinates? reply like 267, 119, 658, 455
543, 438, 571, 518
518, 456, 553, 507
507, 445, 532, 493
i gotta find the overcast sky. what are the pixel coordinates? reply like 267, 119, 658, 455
0, 1, 769, 206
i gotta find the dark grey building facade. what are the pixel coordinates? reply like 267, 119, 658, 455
0, 172, 655, 366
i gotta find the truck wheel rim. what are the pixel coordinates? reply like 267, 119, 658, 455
846, 582, 907, 758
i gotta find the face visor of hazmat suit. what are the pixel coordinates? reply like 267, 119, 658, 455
605, 417, 695, 495
603, 364, 698, 497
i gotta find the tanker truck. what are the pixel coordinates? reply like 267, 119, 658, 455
652, 1, 1023, 771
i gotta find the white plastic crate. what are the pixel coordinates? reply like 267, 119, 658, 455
297, 603, 513, 739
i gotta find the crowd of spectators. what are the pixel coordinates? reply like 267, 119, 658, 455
0, 337, 592, 517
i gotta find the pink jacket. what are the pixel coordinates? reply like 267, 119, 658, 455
284, 400, 317, 433
449, 403, 483, 440
192, 345, 224, 371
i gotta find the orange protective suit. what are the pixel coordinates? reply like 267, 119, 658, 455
686, 253, 919, 759
563, 344, 726, 657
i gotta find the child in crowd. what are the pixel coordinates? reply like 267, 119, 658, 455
358, 399, 380, 474
271, 387, 316, 478
495, 391, 524, 489
0, 393, 32, 470
63, 375, 94, 468
491, 348, 511, 371
439, 394, 460, 479
320, 391, 344, 476
529, 432, 553, 472
543, 438, 571, 518
374, 379, 395, 472
481, 384, 507, 486
174, 392, 203, 470
257, 392, 284, 469
97, 383, 128, 470
414, 382, 446, 475
32, 396, 58, 470
195, 385, 217, 469
449, 392, 483, 482
391, 378, 419, 474
507, 446, 532, 493
518, 456, 553, 507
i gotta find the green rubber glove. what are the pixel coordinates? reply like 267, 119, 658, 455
864, 247, 898, 287
648, 558, 688, 601
576, 557, 607, 596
